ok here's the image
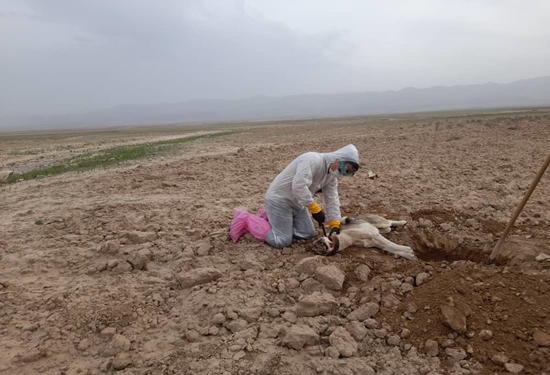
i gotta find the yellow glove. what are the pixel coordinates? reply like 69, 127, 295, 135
328, 219, 340, 236
307, 202, 322, 214
307, 202, 325, 225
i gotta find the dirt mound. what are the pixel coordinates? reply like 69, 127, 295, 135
382, 262, 550, 374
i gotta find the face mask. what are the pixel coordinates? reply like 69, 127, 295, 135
338, 161, 356, 177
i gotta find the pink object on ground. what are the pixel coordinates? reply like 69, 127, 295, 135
257, 208, 269, 221
247, 214, 272, 241
230, 208, 250, 242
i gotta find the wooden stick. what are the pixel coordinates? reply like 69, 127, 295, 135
489, 152, 550, 262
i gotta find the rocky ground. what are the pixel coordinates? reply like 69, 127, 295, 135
1, 112, 550, 375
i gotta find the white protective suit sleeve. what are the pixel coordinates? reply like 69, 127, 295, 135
321, 177, 340, 222
291, 155, 318, 207
321, 144, 359, 221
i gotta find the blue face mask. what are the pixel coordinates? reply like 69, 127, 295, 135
339, 161, 356, 177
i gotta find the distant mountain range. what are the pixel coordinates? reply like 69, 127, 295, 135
3, 76, 550, 131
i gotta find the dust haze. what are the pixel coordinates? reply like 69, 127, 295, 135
1, 0, 550, 130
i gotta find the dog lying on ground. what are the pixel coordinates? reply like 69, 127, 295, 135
312, 214, 417, 260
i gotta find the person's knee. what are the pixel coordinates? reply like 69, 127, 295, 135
266, 235, 292, 249
305, 227, 317, 239
275, 238, 293, 249
293, 222, 317, 240
293, 230, 316, 241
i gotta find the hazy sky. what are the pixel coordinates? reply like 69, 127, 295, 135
2, 0, 550, 115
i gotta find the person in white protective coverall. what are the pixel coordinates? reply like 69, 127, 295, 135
229, 144, 360, 247
262, 144, 360, 248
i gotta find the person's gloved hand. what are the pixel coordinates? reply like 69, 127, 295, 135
307, 202, 325, 225
312, 211, 326, 225
328, 219, 341, 236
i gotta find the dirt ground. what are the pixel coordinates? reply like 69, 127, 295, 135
1, 112, 550, 375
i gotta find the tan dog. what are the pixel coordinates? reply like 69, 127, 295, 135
312, 214, 417, 260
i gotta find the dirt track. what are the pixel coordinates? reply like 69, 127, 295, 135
1, 113, 550, 375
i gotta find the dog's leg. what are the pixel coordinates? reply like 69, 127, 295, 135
357, 215, 404, 232
360, 236, 417, 260
388, 220, 407, 228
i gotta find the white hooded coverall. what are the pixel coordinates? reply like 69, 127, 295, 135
263, 144, 360, 248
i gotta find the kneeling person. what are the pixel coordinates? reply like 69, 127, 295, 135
230, 144, 360, 248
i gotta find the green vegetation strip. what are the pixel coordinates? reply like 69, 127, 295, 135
6, 131, 235, 183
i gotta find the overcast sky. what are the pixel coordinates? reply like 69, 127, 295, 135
2, 0, 550, 115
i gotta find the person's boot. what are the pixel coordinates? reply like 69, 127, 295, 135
230, 208, 250, 242
247, 214, 272, 242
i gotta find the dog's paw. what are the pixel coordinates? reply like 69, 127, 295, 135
398, 247, 417, 261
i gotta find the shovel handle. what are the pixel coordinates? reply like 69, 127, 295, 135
320, 223, 327, 237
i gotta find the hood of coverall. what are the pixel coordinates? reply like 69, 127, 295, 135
323, 144, 360, 166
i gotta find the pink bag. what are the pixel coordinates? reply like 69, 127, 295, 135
230, 208, 272, 242
257, 208, 269, 221
247, 214, 271, 242
230, 208, 250, 242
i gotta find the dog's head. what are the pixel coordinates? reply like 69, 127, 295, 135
312, 235, 340, 256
